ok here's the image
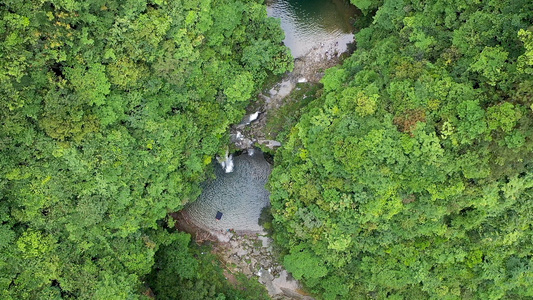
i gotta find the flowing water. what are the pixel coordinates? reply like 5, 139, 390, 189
267, 0, 357, 58
184, 151, 272, 232
183, 0, 357, 234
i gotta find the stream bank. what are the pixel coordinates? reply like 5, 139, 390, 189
175, 39, 354, 299
233, 0, 357, 151
173, 211, 311, 299
232, 34, 355, 152
176, 151, 309, 299
175, 0, 358, 298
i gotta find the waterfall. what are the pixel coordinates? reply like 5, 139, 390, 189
218, 151, 234, 173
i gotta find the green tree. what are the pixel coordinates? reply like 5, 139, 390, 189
0, 0, 291, 298
269, 0, 533, 298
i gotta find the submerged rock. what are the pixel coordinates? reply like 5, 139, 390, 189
248, 148, 255, 156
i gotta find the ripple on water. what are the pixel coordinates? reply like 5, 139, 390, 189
184, 151, 272, 232
267, 0, 357, 58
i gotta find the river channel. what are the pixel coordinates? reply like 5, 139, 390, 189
183, 0, 357, 235
267, 0, 357, 58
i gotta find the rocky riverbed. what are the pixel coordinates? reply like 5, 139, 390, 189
174, 6, 355, 299
232, 37, 353, 151
175, 39, 353, 299
173, 211, 312, 299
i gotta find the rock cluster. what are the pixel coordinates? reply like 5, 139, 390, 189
219, 231, 313, 299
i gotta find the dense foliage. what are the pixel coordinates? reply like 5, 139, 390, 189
148, 231, 269, 300
269, 0, 533, 299
0, 0, 290, 298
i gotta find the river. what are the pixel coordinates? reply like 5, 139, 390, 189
180, 1, 357, 297
267, 0, 357, 58
183, 0, 357, 235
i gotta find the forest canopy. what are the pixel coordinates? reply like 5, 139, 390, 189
3, 0, 533, 299
269, 0, 533, 299
0, 0, 290, 298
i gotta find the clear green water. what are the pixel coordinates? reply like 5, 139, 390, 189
267, 0, 357, 58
